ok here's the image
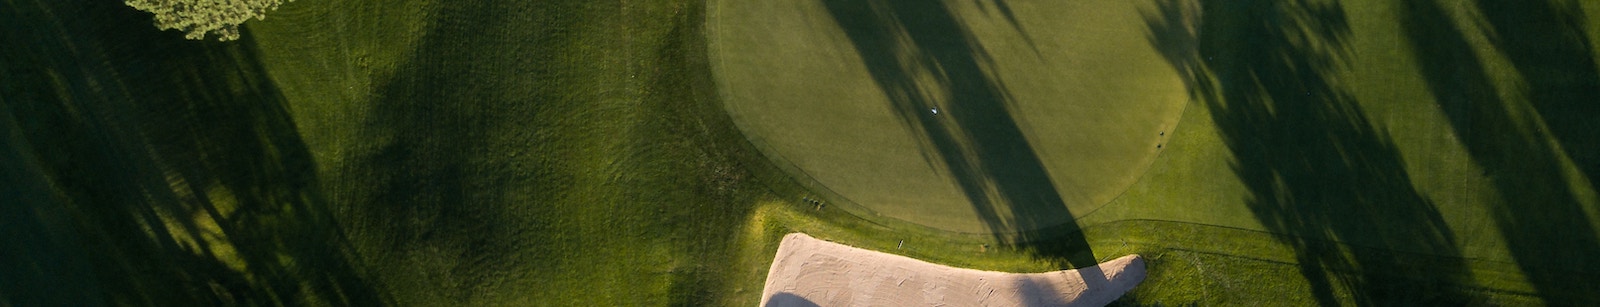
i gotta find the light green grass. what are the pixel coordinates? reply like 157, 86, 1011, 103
6, 0, 1599, 305
711, 0, 1188, 234
710, 0, 1600, 305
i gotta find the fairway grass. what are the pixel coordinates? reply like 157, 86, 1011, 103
251, 0, 767, 304
711, 0, 1600, 305
5, 0, 1598, 305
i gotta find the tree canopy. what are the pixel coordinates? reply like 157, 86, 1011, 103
124, 0, 292, 41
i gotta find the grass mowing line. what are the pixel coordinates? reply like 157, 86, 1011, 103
9, 0, 1589, 304
252, 0, 857, 304
711, 0, 1580, 304
249, 0, 1587, 303
704, 0, 867, 215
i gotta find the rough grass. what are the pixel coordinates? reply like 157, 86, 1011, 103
250, 0, 780, 304
5, 0, 1599, 306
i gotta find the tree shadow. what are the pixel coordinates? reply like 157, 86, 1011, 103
764, 292, 821, 307
1015, 277, 1071, 307
1146, 0, 1478, 305
1472, 0, 1600, 194
971, 0, 1041, 56
816, 0, 1096, 270
1401, 0, 1600, 304
1, 0, 386, 305
0, 103, 105, 306
334, 0, 593, 303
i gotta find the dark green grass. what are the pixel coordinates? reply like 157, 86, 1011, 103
1111, 0, 1600, 304
1155, 1, 1479, 304
0, 94, 104, 306
2, 0, 779, 304
1401, 0, 1600, 303
6, 0, 1600, 305
252, 0, 785, 304
2, 0, 382, 305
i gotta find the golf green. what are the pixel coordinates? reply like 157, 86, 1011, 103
710, 0, 1188, 233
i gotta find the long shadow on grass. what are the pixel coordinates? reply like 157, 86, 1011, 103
1473, 0, 1600, 194
0, 100, 104, 306
817, 0, 1096, 270
350, 1, 546, 303
346, 0, 609, 303
352, 0, 761, 304
1401, 0, 1600, 304
1146, 0, 1477, 304
0, 0, 385, 305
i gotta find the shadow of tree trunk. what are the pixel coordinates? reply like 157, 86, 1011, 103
1402, 0, 1600, 304
1146, 0, 1479, 304
1473, 0, 1600, 194
817, 0, 1096, 270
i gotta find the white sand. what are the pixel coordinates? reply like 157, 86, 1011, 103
761, 233, 1145, 307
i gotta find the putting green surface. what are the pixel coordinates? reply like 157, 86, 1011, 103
710, 0, 1188, 233
8, 0, 1600, 305
714, 0, 1600, 304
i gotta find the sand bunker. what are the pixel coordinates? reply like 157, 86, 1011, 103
761, 233, 1145, 306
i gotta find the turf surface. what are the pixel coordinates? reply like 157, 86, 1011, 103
4, 0, 1600, 305
711, 0, 1188, 234
712, 0, 1600, 305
